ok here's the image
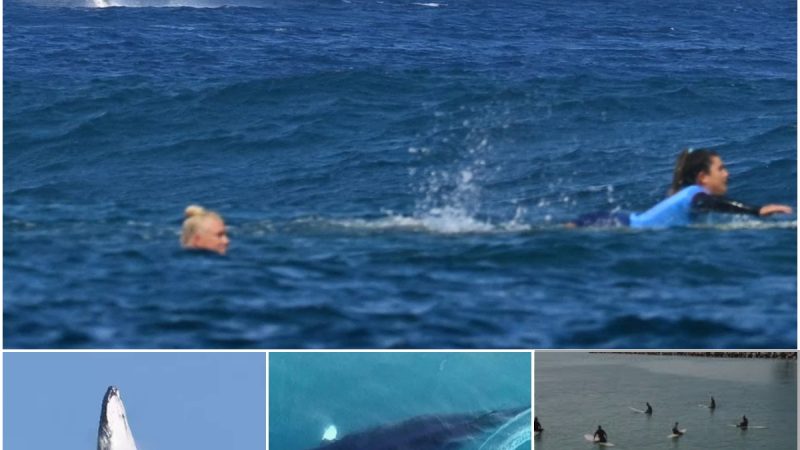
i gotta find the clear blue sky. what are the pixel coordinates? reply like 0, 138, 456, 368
4, 352, 265, 450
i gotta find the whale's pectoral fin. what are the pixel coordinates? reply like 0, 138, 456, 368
321, 425, 338, 442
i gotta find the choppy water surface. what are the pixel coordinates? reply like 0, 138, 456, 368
535, 353, 797, 450
5, 0, 796, 348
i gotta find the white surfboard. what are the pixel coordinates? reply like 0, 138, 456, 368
584, 434, 615, 446
728, 424, 767, 429
628, 406, 646, 414
667, 429, 687, 438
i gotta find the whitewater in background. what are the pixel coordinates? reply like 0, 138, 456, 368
23, 0, 259, 8
4, 0, 797, 348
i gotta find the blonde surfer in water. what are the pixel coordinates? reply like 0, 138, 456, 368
180, 205, 230, 255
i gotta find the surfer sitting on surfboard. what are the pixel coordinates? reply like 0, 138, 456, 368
645, 402, 652, 415
738, 415, 748, 428
709, 396, 716, 409
594, 425, 608, 443
671, 422, 683, 436
569, 148, 793, 228
534, 417, 543, 433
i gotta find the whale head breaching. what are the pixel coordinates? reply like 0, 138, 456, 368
97, 386, 138, 450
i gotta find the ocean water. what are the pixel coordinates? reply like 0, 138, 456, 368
535, 353, 797, 450
4, 0, 796, 348
269, 352, 531, 450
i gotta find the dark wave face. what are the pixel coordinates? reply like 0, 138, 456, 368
4, 0, 797, 348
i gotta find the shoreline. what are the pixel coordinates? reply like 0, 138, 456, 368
589, 351, 797, 359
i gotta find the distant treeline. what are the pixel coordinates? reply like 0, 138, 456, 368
591, 352, 797, 359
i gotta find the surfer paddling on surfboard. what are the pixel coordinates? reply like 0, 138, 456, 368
593, 425, 608, 443
738, 415, 748, 428
569, 149, 793, 228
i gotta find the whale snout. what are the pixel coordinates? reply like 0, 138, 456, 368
98, 386, 137, 450
105, 386, 121, 399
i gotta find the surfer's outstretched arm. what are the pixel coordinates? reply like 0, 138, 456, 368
757, 204, 794, 216
692, 194, 792, 217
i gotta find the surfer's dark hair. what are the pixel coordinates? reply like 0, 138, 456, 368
669, 148, 719, 195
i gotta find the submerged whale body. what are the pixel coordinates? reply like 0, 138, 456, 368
310, 406, 529, 450
97, 386, 138, 450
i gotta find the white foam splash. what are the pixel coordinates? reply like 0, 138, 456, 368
240, 214, 797, 237
89, 0, 229, 7
283, 213, 798, 235
691, 220, 797, 231
478, 407, 531, 450
328, 209, 531, 235
322, 425, 338, 441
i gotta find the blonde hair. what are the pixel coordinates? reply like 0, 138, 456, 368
181, 204, 222, 247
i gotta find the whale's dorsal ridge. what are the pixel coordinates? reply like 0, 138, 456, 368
309, 406, 529, 450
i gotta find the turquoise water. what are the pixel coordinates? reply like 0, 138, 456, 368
269, 352, 531, 450
534, 353, 797, 449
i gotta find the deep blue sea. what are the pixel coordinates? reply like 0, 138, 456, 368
4, 0, 797, 348
269, 352, 531, 450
